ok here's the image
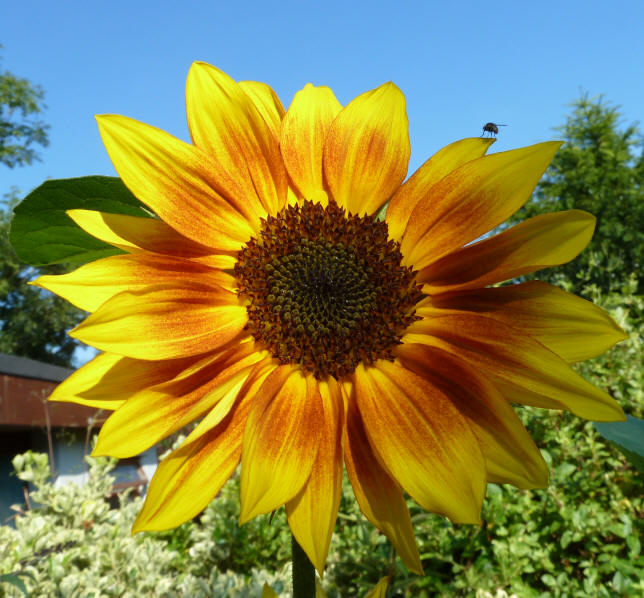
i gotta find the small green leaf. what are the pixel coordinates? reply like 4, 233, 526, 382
9, 176, 151, 266
560, 530, 573, 548
626, 534, 641, 557
594, 415, 644, 474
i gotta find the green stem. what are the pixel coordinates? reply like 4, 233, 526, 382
291, 533, 315, 598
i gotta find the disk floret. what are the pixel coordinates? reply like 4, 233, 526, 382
235, 200, 422, 379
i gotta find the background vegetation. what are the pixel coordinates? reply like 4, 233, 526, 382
1, 57, 642, 597
1, 50, 83, 366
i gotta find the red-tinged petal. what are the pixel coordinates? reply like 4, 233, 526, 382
186, 358, 275, 442
33, 253, 236, 313
323, 83, 409, 215
69, 283, 247, 360
395, 343, 548, 489
132, 384, 255, 533
281, 84, 342, 206
419, 210, 596, 291
93, 342, 262, 458
386, 137, 495, 241
239, 80, 285, 140
401, 141, 562, 269
406, 313, 625, 421
96, 114, 258, 251
342, 382, 423, 575
186, 62, 288, 215
286, 378, 343, 574
421, 281, 628, 363
240, 367, 323, 522
354, 363, 486, 524
66, 209, 237, 269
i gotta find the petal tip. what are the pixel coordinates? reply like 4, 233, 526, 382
131, 516, 149, 535
238, 511, 252, 526
90, 445, 106, 458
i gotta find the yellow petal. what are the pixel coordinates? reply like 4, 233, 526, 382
342, 383, 423, 575
286, 378, 343, 575
186, 62, 287, 215
132, 383, 255, 533
96, 114, 256, 251
421, 281, 628, 362
261, 584, 279, 598
354, 363, 485, 524
395, 343, 548, 488
281, 84, 342, 205
315, 578, 328, 598
386, 137, 495, 241
365, 578, 389, 598
66, 209, 236, 269
51, 352, 209, 411
420, 210, 596, 290
240, 367, 323, 523
239, 80, 285, 141
92, 343, 261, 458
407, 313, 625, 421
33, 253, 235, 313
70, 283, 247, 360
49, 352, 128, 409
401, 141, 562, 269
323, 82, 409, 215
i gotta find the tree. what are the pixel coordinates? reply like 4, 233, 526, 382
0, 52, 80, 366
511, 93, 644, 298
0, 47, 49, 168
0, 190, 84, 366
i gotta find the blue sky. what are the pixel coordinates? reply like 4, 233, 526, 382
2, 0, 643, 198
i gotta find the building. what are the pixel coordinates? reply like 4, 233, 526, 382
0, 353, 156, 523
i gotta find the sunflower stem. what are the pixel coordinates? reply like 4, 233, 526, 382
291, 533, 315, 598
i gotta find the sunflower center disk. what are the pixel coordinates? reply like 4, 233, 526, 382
234, 200, 423, 380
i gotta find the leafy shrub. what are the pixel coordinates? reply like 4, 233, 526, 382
0, 453, 290, 597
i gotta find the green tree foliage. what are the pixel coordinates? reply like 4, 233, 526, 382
0, 190, 83, 366
510, 93, 644, 299
0, 48, 49, 168
0, 52, 81, 366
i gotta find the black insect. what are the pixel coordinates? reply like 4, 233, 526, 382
482, 122, 507, 137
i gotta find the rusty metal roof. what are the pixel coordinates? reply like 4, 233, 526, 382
0, 353, 104, 428
0, 353, 73, 382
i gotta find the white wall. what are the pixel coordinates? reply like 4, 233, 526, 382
53, 440, 158, 490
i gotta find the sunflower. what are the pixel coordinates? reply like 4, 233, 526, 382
35, 62, 627, 575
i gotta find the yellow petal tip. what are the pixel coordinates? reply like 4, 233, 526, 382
238, 508, 253, 526
130, 518, 147, 535
90, 446, 106, 458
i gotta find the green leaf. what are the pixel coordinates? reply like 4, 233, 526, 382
9, 176, 151, 266
0, 573, 30, 596
594, 415, 644, 474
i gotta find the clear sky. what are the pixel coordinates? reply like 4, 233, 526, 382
2, 0, 644, 199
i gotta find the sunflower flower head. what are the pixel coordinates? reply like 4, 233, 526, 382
35, 61, 627, 576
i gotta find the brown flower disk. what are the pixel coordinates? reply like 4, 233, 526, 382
235, 200, 423, 379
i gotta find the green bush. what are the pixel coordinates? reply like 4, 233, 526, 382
2, 294, 642, 597
0, 453, 290, 597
